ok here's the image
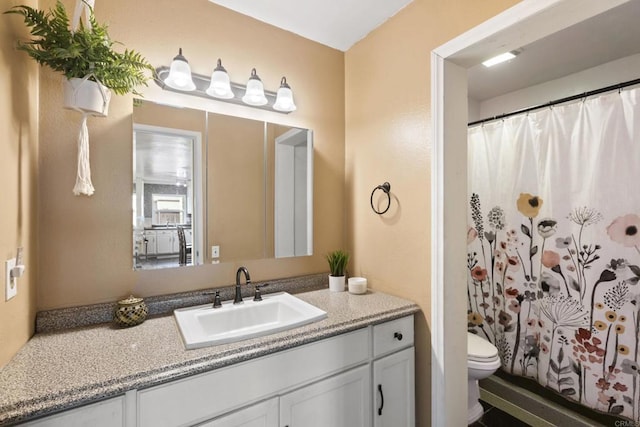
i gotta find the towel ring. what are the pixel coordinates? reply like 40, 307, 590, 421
370, 182, 391, 215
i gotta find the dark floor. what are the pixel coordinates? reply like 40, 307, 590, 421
470, 400, 531, 427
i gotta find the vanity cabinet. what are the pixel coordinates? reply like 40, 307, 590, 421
19, 316, 414, 427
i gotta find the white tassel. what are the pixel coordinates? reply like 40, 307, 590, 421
72, 114, 95, 196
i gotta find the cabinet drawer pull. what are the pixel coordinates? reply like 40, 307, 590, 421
394, 332, 403, 341
378, 384, 384, 415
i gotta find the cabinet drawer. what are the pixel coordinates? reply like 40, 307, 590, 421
373, 316, 414, 358
138, 329, 369, 427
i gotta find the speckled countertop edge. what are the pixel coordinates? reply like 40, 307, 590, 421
0, 289, 419, 426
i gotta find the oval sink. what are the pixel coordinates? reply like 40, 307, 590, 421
174, 292, 327, 349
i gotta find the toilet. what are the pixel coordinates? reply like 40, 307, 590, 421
467, 332, 501, 424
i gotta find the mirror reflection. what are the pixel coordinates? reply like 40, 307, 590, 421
132, 118, 203, 269
132, 100, 313, 270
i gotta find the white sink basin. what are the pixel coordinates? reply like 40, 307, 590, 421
174, 292, 327, 349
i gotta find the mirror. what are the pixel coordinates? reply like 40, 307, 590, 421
132, 100, 313, 270
132, 101, 206, 270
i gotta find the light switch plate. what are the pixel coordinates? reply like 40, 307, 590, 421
212, 245, 220, 258
5, 258, 17, 301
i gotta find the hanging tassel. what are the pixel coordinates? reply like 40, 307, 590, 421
70, 0, 100, 197
72, 113, 95, 196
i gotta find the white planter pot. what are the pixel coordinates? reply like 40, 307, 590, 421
63, 76, 111, 117
328, 275, 345, 292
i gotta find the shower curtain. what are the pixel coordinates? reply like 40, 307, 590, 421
467, 88, 640, 421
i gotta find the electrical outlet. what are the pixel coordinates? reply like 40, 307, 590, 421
212, 245, 220, 258
5, 258, 17, 301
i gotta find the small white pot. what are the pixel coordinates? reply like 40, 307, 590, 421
63, 76, 111, 117
328, 275, 345, 292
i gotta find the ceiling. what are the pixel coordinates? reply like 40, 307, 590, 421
468, 0, 640, 101
208, 0, 414, 51
208, 0, 639, 102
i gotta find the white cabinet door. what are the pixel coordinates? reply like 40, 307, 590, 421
373, 347, 415, 427
22, 396, 125, 427
280, 365, 371, 427
143, 231, 157, 255
156, 230, 173, 254
171, 230, 180, 253
196, 398, 278, 427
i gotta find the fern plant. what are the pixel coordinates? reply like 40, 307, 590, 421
5, 1, 153, 95
326, 250, 350, 277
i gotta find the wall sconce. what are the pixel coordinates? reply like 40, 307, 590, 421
156, 49, 297, 113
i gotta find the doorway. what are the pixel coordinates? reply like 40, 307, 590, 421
430, 0, 633, 424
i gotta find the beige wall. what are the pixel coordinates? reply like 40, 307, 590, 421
0, 0, 39, 367
209, 114, 265, 262
344, 0, 519, 425
37, 0, 345, 309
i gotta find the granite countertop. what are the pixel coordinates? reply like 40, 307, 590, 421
0, 289, 419, 425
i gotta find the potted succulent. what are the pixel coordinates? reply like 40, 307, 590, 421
5, 1, 153, 116
326, 249, 350, 292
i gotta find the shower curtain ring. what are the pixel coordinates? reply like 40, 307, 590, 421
370, 182, 391, 215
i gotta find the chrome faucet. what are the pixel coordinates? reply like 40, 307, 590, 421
234, 267, 251, 304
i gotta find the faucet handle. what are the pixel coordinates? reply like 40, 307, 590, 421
203, 290, 223, 308
213, 291, 222, 308
253, 283, 269, 301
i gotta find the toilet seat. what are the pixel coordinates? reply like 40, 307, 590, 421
468, 332, 498, 361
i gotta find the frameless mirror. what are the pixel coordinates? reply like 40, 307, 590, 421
132, 100, 313, 270
132, 101, 206, 270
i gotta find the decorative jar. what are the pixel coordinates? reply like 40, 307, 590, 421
114, 295, 148, 327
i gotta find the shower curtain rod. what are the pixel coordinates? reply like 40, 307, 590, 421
468, 77, 640, 127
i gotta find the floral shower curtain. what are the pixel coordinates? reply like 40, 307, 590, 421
467, 88, 640, 421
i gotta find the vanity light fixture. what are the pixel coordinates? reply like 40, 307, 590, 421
242, 68, 268, 106
273, 77, 297, 112
482, 51, 518, 68
164, 48, 196, 91
206, 58, 234, 99
155, 50, 297, 114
